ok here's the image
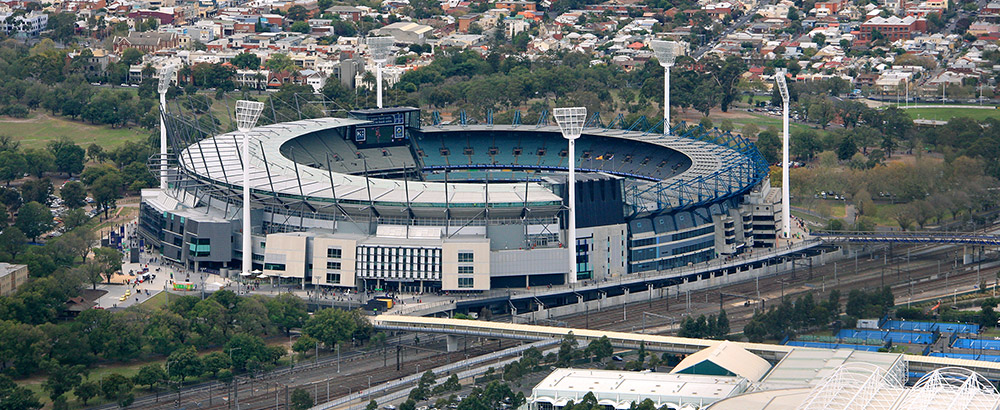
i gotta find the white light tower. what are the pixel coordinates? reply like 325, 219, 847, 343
650, 40, 678, 135
367, 37, 394, 109
774, 69, 791, 239
157, 67, 174, 190
554, 107, 586, 285
236, 100, 264, 277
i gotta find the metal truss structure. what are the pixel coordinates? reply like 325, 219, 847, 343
798, 364, 1000, 410
812, 230, 1000, 246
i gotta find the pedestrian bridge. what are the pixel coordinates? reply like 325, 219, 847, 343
812, 230, 1000, 246
371, 315, 1000, 381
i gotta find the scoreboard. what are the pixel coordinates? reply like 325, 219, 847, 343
350, 107, 419, 147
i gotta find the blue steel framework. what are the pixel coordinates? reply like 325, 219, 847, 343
813, 231, 1000, 246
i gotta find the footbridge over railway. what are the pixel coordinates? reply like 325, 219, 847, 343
371, 315, 1000, 381
813, 230, 1000, 246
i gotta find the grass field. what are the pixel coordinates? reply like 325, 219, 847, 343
0, 112, 148, 150
729, 113, 826, 136
902, 107, 1000, 122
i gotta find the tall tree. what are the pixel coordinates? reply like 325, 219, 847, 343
15, 201, 53, 242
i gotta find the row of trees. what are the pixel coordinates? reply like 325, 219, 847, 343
677, 309, 730, 339
743, 288, 897, 342
790, 155, 998, 230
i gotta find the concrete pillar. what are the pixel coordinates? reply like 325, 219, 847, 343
446, 335, 459, 352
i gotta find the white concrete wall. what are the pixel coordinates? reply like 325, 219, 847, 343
312, 236, 358, 288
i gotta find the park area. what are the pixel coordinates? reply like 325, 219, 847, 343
902, 106, 1000, 122
0, 112, 147, 150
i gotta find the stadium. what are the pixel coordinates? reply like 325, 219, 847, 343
138, 101, 776, 292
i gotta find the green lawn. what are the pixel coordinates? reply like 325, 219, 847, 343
0, 112, 148, 150
726, 113, 827, 136
902, 107, 1000, 122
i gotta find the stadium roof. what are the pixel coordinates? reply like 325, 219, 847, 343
179, 118, 564, 210
671, 341, 772, 381
530, 368, 748, 409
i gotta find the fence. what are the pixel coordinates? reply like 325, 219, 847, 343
836, 329, 935, 345
882, 320, 979, 334
784, 341, 882, 352
951, 338, 1000, 351
929, 352, 1000, 362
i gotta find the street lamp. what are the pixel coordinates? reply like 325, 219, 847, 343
774, 69, 791, 240
157, 66, 175, 190
650, 40, 678, 135
236, 100, 264, 279
554, 107, 586, 285
367, 37, 394, 109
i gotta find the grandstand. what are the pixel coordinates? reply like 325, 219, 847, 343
138, 101, 775, 292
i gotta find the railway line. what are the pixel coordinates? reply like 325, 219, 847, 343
127, 337, 520, 410
557, 242, 999, 336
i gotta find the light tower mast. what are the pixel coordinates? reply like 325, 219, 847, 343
651, 40, 678, 135
774, 69, 791, 240
367, 37, 394, 109
554, 107, 586, 285
235, 100, 264, 277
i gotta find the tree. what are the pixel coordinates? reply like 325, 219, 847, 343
304, 308, 360, 348
290, 21, 311, 33
100, 373, 134, 408
121, 48, 144, 66
716, 308, 730, 337
74, 381, 100, 406
49, 141, 85, 176
166, 347, 203, 381
23, 149, 55, 179
92, 247, 122, 283
225, 333, 281, 372
42, 363, 85, 402
265, 53, 299, 73
20, 178, 53, 205
836, 137, 857, 161
366, 400, 379, 410
133, 364, 166, 390
231, 52, 261, 70
755, 131, 781, 166
86, 143, 104, 162
0, 226, 27, 259
286, 5, 310, 21
0, 151, 25, 185
585, 336, 613, 362
291, 388, 314, 410
63, 208, 90, 230
59, 181, 87, 209
15, 201, 53, 242
201, 351, 232, 377
266, 293, 309, 336
0, 374, 42, 410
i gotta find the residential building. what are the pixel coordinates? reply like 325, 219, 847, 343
0, 263, 28, 297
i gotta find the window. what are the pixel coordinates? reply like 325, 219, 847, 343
458, 266, 474, 274
264, 263, 286, 271
458, 277, 474, 288
458, 252, 474, 263
327, 247, 342, 259
326, 273, 341, 284
327, 261, 341, 270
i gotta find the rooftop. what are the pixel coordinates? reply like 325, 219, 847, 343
531, 368, 748, 409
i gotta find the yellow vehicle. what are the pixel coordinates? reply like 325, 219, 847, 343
119, 295, 127, 301
125, 289, 131, 296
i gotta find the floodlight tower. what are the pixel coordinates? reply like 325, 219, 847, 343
774, 69, 791, 239
554, 107, 586, 285
236, 100, 264, 277
367, 37, 394, 108
157, 67, 174, 190
650, 40, 678, 135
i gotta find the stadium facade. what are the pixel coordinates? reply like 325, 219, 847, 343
139, 105, 777, 292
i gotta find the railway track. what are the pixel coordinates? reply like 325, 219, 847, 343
558, 243, 998, 335
131, 337, 520, 410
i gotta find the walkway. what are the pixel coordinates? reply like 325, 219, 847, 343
371, 316, 1000, 381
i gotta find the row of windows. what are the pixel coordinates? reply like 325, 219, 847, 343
458, 277, 474, 288
672, 240, 715, 256
631, 226, 715, 248
356, 245, 443, 279
327, 248, 342, 259
326, 273, 341, 284
264, 263, 286, 271
458, 252, 474, 263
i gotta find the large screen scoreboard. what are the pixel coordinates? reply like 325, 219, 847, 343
350, 107, 420, 147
